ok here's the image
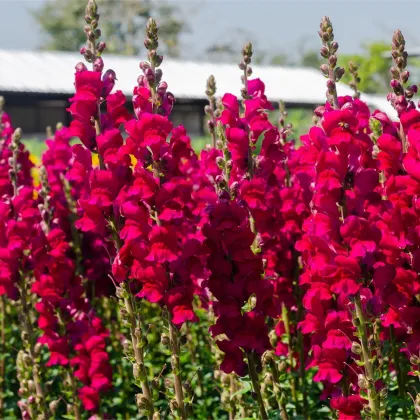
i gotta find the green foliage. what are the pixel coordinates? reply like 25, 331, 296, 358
33, 0, 186, 57
339, 42, 391, 93
1, 301, 20, 418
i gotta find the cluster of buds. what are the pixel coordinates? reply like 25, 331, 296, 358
278, 100, 293, 144
38, 166, 52, 233
261, 350, 287, 415
239, 42, 253, 100
143, 18, 163, 81
205, 75, 218, 146
16, 350, 36, 419
16, 344, 48, 419
214, 123, 234, 194
319, 16, 344, 109
116, 283, 154, 416
137, 18, 174, 115
215, 369, 246, 418
388, 30, 417, 114
8, 128, 23, 196
0, 96, 4, 138
348, 61, 361, 99
80, 0, 106, 67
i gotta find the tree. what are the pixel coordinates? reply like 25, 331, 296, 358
339, 42, 391, 94
32, 0, 186, 57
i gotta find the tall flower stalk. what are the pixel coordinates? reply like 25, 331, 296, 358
9, 129, 50, 418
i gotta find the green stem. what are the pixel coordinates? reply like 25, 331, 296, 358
246, 351, 268, 420
281, 304, 297, 405
67, 371, 81, 420
390, 325, 408, 419
269, 359, 289, 420
297, 330, 308, 418
18, 274, 49, 418
354, 296, 381, 419
229, 374, 238, 420
169, 320, 187, 419
123, 292, 154, 419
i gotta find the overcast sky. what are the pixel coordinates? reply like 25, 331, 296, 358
1, 0, 420, 61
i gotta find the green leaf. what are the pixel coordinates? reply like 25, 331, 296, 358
230, 383, 252, 400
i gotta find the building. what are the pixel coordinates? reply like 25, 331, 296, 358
0, 49, 397, 138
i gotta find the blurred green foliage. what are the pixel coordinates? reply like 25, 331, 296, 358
33, 0, 185, 57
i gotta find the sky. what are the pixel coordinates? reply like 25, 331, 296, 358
1, 0, 420, 62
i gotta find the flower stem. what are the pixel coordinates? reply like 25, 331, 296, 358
269, 358, 289, 420
168, 320, 187, 419
246, 351, 268, 420
297, 329, 308, 418
354, 295, 381, 419
229, 374, 238, 420
281, 304, 297, 405
17, 274, 49, 418
67, 371, 81, 420
123, 291, 154, 418
0, 296, 5, 416
390, 325, 408, 419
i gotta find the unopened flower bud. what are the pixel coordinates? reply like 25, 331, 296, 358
215, 174, 225, 185
380, 387, 388, 399
135, 393, 149, 409
93, 57, 104, 72
401, 70, 410, 84
27, 380, 35, 393
183, 381, 191, 391
230, 181, 240, 197
357, 374, 369, 389
75, 62, 87, 72
328, 55, 337, 68
169, 399, 178, 412
139, 61, 150, 72
410, 355, 420, 365
320, 64, 329, 77
351, 342, 362, 355
97, 41, 106, 53
326, 79, 336, 92
320, 46, 329, 58
334, 66, 345, 81
49, 400, 59, 413
390, 79, 401, 90
164, 378, 173, 389
215, 156, 225, 168
83, 50, 93, 61
161, 333, 170, 346
145, 68, 155, 85
278, 361, 287, 372
262, 351, 274, 366
22, 411, 31, 420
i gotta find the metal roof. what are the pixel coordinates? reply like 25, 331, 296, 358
0, 49, 397, 118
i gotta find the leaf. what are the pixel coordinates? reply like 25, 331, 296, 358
230, 383, 252, 400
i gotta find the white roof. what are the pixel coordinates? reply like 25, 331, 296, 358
0, 49, 397, 118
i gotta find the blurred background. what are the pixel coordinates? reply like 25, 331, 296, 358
1, 0, 420, 154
